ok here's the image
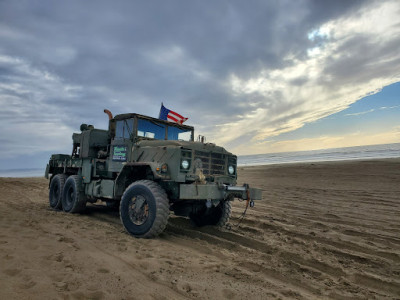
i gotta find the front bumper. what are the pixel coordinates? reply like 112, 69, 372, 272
179, 183, 262, 201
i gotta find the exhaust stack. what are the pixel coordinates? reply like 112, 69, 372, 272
104, 109, 113, 120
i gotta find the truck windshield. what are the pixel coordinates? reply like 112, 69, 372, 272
137, 119, 192, 141
137, 119, 166, 139
167, 126, 192, 141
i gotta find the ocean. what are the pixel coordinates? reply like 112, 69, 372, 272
1, 143, 399, 177
0, 168, 46, 178
238, 143, 400, 166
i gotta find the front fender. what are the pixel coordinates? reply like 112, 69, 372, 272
114, 162, 170, 197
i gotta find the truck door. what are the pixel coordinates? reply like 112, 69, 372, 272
108, 118, 134, 173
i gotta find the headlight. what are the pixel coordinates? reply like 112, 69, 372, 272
181, 160, 190, 169
228, 165, 235, 175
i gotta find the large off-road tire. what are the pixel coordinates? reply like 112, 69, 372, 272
120, 180, 169, 238
190, 200, 232, 227
62, 175, 87, 213
49, 174, 67, 210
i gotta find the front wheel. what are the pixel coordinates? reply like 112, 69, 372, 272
189, 200, 232, 227
120, 180, 169, 238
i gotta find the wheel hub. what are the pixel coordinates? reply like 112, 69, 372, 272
128, 195, 149, 225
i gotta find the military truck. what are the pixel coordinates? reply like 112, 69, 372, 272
45, 110, 262, 238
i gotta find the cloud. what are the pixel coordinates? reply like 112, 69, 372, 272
0, 55, 80, 157
380, 105, 400, 110
219, 0, 400, 154
0, 54, 125, 158
345, 109, 375, 117
233, 126, 400, 155
0, 0, 398, 165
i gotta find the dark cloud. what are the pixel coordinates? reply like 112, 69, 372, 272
323, 34, 400, 87
308, 0, 367, 22
0, 0, 398, 166
0, 1, 364, 90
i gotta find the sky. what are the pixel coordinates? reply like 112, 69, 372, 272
0, 0, 399, 170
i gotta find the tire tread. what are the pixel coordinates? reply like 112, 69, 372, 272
62, 175, 87, 213
216, 200, 232, 227
49, 174, 68, 210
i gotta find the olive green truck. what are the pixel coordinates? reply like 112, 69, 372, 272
45, 110, 262, 238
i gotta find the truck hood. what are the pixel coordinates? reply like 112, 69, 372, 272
136, 139, 234, 156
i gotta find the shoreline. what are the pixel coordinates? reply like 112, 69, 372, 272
239, 156, 400, 168
238, 156, 400, 167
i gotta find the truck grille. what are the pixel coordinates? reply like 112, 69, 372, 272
194, 151, 226, 175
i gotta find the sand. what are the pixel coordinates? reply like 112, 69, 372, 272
0, 159, 399, 299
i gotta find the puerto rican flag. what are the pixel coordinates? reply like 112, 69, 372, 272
158, 103, 188, 124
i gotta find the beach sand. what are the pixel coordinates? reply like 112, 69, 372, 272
0, 159, 399, 299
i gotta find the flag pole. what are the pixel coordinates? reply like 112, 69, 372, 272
158, 102, 163, 119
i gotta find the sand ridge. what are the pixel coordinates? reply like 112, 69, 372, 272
0, 159, 399, 299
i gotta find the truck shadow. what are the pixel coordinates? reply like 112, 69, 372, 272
83, 203, 195, 231
83, 203, 121, 226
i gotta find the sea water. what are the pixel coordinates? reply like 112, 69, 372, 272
1, 143, 399, 177
238, 143, 400, 166
0, 168, 45, 178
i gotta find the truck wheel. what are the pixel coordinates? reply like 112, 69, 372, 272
49, 174, 67, 210
62, 175, 87, 213
120, 180, 169, 238
190, 200, 232, 227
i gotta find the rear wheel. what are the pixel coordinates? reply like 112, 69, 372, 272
120, 180, 169, 238
189, 200, 232, 227
62, 175, 87, 213
49, 174, 67, 210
